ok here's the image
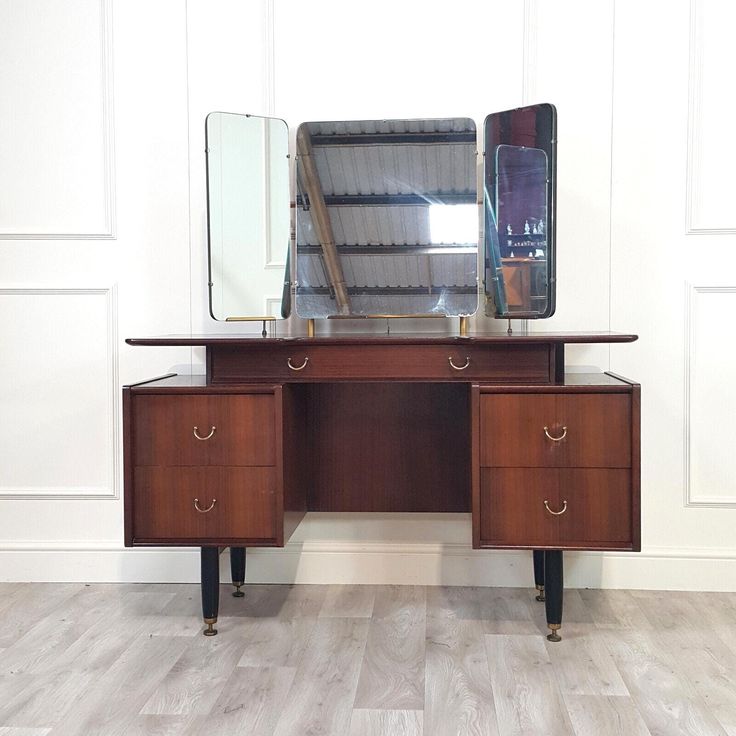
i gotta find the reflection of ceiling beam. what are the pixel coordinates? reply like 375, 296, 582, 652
297, 244, 477, 256
297, 193, 476, 207
310, 132, 476, 146
296, 127, 351, 314
299, 286, 477, 296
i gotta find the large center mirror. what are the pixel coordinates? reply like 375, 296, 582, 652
483, 103, 557, 318
206, 112, 291, 322
294, 118, 479, 319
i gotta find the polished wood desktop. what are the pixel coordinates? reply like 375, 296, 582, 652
123, 332, 640, 640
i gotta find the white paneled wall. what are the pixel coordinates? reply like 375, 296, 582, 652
0, 0, 734, 589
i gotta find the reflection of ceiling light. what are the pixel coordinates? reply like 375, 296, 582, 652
429, 204, 477, 244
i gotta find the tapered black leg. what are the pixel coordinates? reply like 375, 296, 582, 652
544, 550, 563, 641
230, 547, 246, 597
200, 546, 220, 636
533, 550, 545, 601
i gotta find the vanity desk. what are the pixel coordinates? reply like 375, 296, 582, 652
123, 331, 640, 641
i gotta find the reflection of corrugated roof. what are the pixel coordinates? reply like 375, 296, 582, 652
295, 117, 479, 317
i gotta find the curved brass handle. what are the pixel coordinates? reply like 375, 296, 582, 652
287, 356, 309, 371
544, 500, 568, 516
193, 426, 216, 441
544, 426, 567, 442
194, 498, 217, 513
448, 356, 471, 371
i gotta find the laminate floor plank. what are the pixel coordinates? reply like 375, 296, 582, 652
140, 634, 248, 715
272, 618, 370, 736
348, 709, 423, 736
485, 634, 574, 736
476, 586, 543, 636
353, 586, 426, 710
603, 630, 729, 736
426, 586, 485, 622
114, 715, 205, 736
47, 635, 189, 736
577, 589, 652, 631
0, 728, 53, 736
629, 590, 706, 632
425, 612, 498, 736
319, 585, 376, 618
546, 623, 629, 696
190, 666, 296, 736
234, 617, 318, 669
563, 694, 652, 736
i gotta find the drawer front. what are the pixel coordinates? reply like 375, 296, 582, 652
209, 344, 552, 383
133, 466, 278, 542
133, 394, 275, 466
479, 468, 632, 548
480, 393, 631, 467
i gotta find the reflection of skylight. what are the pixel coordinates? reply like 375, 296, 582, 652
429, 204, 477, 244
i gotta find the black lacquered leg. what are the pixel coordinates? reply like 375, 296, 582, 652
533, 549, 545, 601
544, 550, 563, 642
200, 546, 220, 636
230, 547, 246, 597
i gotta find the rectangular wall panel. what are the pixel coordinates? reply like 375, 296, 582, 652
0, 0, 114, 238
686, 285, 736, 505
0, 288, 118, 498
687, 0, 736, 232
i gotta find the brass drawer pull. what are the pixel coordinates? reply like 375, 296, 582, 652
193, 426, 216, 441
544, 499, 568, 516
544, 426, 567, 442
448, 356, 470, 371
194, 498, 217, 513
287, 356, 309, 371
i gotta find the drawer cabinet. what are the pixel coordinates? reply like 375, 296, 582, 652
124, 386, 289, 546
474, 386, 639, 551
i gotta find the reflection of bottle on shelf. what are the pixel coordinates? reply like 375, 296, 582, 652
507, 224, 513, 235
538, 220, 545, 235
524, 220, 530, 235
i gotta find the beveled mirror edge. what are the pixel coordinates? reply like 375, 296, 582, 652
482, 102, 557, 320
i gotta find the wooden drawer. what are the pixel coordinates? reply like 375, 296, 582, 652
133, 466, 278, 543
480, 393, 631, 467
478, 467, 632, 548
209, 343, 552, 383
132, 394, 275, 466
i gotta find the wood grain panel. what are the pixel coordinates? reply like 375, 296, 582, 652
480, 393, 631, 467
133, 467, 278, 544
309, 383, 470, 512
479, 468, 632, 549
208, 344, 552, 383
133, 394, 275, 467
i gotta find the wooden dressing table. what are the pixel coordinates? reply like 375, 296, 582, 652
123, 331, 640, 641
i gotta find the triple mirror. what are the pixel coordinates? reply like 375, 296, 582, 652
205, 104, 556, 324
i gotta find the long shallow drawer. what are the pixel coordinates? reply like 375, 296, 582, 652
480, 393, 631, 467
478, 467, 632, 549
133, 394, 275, 466
208, 344, 552, 383
133, 466, 278, 543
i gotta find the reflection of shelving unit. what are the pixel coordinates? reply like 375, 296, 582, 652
501, 258, 547, 310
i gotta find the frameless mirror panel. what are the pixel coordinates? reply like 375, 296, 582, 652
206, 112, 290, 321
294, 118, 479, 318
484, 103, 556, 318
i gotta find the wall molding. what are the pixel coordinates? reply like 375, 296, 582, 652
0, 286, 120, 499
0, 0, 116, 240
686, 0, 736, 235
1, 540, 736, 591
684, 283, 736, 507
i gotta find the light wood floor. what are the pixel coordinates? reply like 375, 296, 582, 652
0, 583, 735, 735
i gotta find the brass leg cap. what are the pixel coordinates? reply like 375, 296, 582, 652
546, 624, 561, 642
232, 583, 245, 598
535, 585, 545, 602
203, 618, 218, 636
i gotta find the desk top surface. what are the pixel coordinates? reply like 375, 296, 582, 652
126, 331, 638, 347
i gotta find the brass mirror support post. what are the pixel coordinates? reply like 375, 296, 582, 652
225, 316, 276, 338
459, 316, 469, 336
307, 319, 315, 337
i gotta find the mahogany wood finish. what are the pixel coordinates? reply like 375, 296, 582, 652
480, 393, 632, 468
307, 383, 470, 512
207, 343, 553, 384
133, 466, 278, 544
478, 468, 632, 548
